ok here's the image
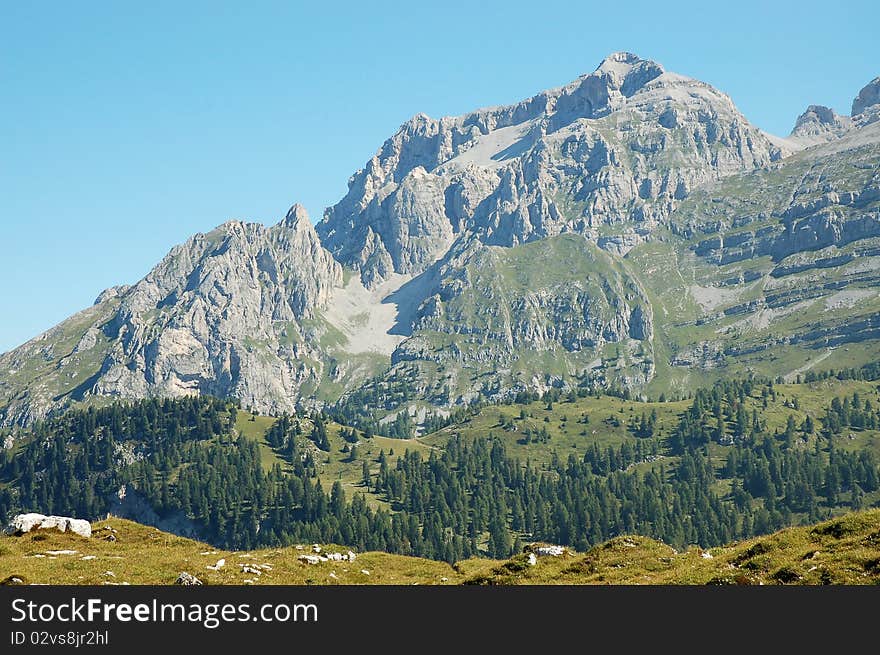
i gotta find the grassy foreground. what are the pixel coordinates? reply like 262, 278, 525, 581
2, 509, 879, 585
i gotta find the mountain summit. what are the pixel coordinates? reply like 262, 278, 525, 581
318, 52, 781, 287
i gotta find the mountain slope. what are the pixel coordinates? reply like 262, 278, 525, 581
642, 120, 880, 393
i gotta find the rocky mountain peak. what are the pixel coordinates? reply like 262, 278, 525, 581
282, 203, 312, 229
592, 51, 665, 97
45, 207, 344, 419
795, 104, 840, 127
789, 104, 853, 144
319, 52, 779, 287
596, 50, 643, 70
852, 77, 880, 120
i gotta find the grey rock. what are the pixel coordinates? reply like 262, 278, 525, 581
3, 205, 345, 422
533, 545, 566, 557
1, 575, 26, 585
107, 485, 202, 540
94, 285, 131, 305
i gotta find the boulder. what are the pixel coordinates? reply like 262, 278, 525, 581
1, 575, 26, 585
534, 545, 565, 557
175, 572, 203, 586
298, 554, 325, 565
5, 513, 92, 538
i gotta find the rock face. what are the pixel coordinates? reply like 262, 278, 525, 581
107, 485, 202, 540
384, 233, 656, 402
665, 115, 880, 374
5, 513, 92, 538
789, 78, 880, 149
319, 52, 782, 287
0, 205, 348, 423
92, 204, 343, 416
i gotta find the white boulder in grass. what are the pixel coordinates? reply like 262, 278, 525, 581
533, 545, 565, 557
6, 513, 92, 539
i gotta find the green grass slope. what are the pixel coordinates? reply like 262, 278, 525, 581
2, 510, 878, 585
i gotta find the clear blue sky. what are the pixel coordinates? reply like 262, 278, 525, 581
1, 0, 877, 354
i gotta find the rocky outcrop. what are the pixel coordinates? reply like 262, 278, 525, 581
406, 235, 652, 354
5, 513, 92, 538
0, 207, 347, 424
94, 285, 131, 305
0, 206, 348, 422
107, 485, 202, 540
788, 77, 880, 149
91, 206, 344, 416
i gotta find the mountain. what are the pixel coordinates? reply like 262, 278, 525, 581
852, 77, 880, 121
1, 53, 879, 427
0, 206, 346, 425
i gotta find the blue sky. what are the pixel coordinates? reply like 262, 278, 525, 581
1, 0, 877, 354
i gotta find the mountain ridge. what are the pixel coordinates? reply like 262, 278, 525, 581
2, 52, 879, 428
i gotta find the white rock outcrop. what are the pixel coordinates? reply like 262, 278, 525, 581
175, 572, 203, 586
6, 513, 92, 539
534, 545, 565, 557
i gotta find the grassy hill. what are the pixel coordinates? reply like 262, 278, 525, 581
244, 375, 880, 511
241, 374, 880, 487
232, 410, 435, 510
2, 509, 879, 585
